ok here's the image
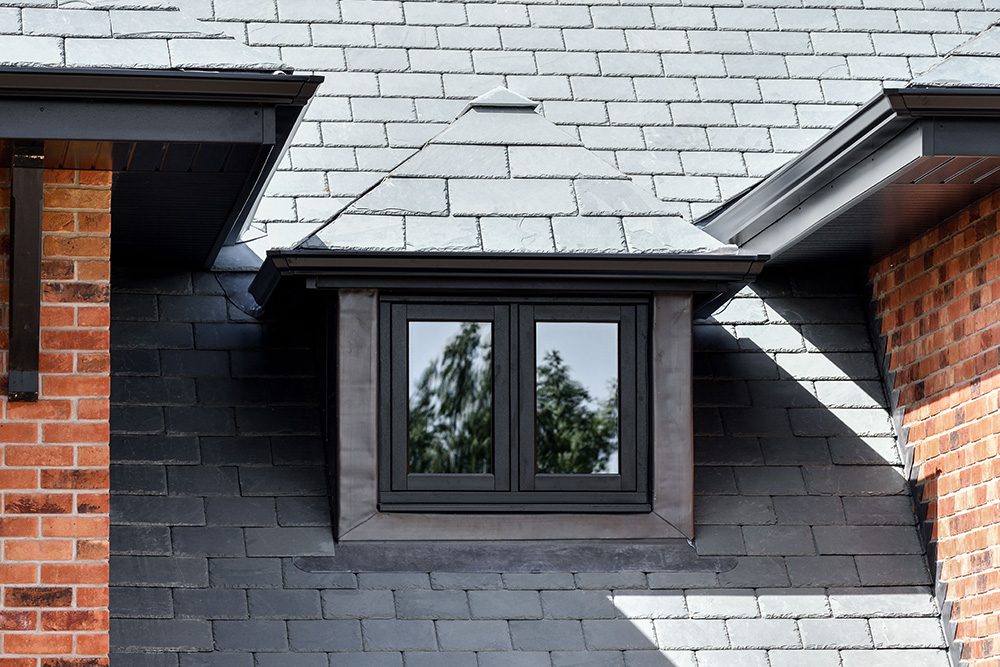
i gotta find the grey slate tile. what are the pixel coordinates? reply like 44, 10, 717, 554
360, 620, 436, 650
171, 527, 246, 557
249, 589, 322, 619
214, 620, 289, 652
210, 557, 283, 588
111, 619, 213, 651
110, 586, 174, 619
111, 526, 172, 556
510, 619, 586, 650
244, 527, 335, 557
173, 588, 248, 619
437, 620, 513, 650
323, 589, 395, 619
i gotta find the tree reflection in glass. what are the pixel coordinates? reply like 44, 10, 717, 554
535, 322, 619, 475
408, 321, 493, 474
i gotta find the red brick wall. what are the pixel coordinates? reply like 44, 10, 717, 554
1, 169, 111, 667
871, 192, 1000, 667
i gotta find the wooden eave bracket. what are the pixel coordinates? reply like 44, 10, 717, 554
8, 140, 44, 402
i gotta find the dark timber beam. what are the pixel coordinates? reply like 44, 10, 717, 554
8, 140, 44, 402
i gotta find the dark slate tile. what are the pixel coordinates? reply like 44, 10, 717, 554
200, 437, 272, 465
213, 620, 289, 652
227, 301, 259, 323
276, 497, 333, 527
112, 619, 213, 651
235, 406, 322, 436
693, 407, 724, 436
111, 349, 161, 376
763, 298, 864, 323
210, 557, 283, 589
694, 466, 738, 495
112, 377, 197, 406
773, 496, 845, 526
802, 324, 873, 352
841, 496, 916, 526
759, 437, 832, 466
803, 466, 907, 496
111, 496, 205, 526
734, 467, 806, 496
230, 349, 318, 378
109, 586, 174, 619
854, 555, 931, 586
282, 560, 357, 590
694, 379, 751, 407
179, 654, 253, 667
287, 620, 363, 652
112, 321, 193, 350
159, 295, 229, 322
710, 352, 780, 380
270, 436, 325, 465
747, 380, 818, 408
694, 437, 764, 466
693, 324, 739, 351
788, 273, 863, 298
717, 556, 789, 588
167, 466, 240, 496
160, 350, 231, 378
109, 654, 178, 667
248, 589, 323, 619
205, 497, 277, 527
113, 268, 193, 294
786, 556, 860, 587
111, 405, 165, 434
111, 526, 172, 556
111, 435, 200, 465
172, 527, 247, 557
694, 496, 775, 526
254, 654, 328, 667
720, 407, 793, 437
111, 293, 159, 321
195, 323, 263, 350
111, 465, 168, 496
196, 378, 267, 406
173, 588, 248, 619
111, 556, 208, 588
165, 406, 236, 436
192, 272, 225, 295
244, 527, 336, 557
263, 378, 323, 405
239, 466, 328, 497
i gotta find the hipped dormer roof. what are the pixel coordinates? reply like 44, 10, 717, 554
299, 88, 734, 256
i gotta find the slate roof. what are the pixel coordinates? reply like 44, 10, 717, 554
0, 0, 284, 70
912, 23, 1000, 87
180, 0, 1000, 262
300, 87, 733, 255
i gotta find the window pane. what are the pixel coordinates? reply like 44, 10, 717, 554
408, 321, 493, 474
535, 322, 619, 475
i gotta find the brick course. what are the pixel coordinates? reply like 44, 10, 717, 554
872, 191, 1000, 667
1, 169, 111, 667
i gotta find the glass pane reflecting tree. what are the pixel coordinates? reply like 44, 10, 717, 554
408, 321, 493, 474
535, 322, 619, 475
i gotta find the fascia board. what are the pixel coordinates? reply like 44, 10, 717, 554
738, 121, 926, 257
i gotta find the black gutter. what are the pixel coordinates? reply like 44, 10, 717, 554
702, 87, 1000, 247
249, 250, 768, 314
0, 67, 321, 105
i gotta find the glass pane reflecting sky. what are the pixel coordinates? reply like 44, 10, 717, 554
536, 322, 619, 475
408, 321, 493, 474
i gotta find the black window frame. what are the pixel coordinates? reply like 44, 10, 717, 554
378, 294, 649, 513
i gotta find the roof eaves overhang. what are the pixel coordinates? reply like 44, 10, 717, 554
702, 87, 1000, 266
250, 249, 769, 317
0, 67, 323, 268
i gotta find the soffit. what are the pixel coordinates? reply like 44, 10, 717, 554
703, 23, 1000, 268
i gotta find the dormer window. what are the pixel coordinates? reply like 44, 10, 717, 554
248, 88, 766, 541
379, 297, 649, 512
